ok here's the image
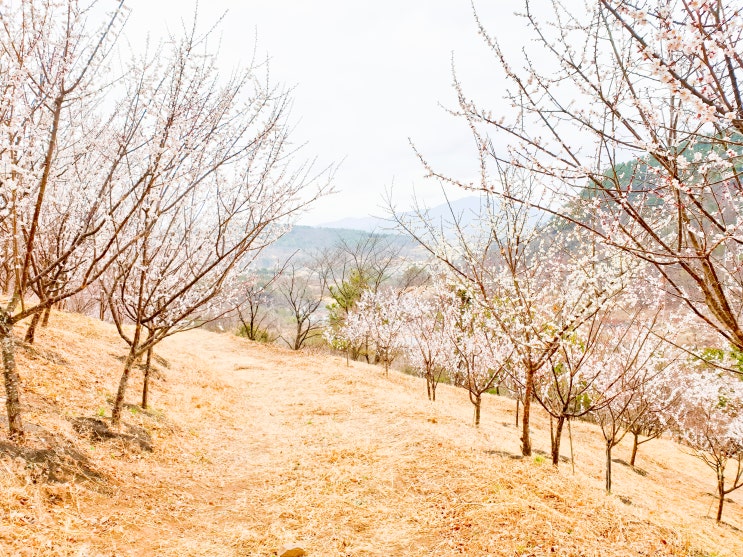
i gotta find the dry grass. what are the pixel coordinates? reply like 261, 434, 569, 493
0, 310, 741, 556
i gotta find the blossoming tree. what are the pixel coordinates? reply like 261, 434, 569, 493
0, 1, 145, 440
444, 0, 743, 355
102, 27, 330, 426
675, 368, 743, 523
441, 283, 514, 426
402, 287, 451, 402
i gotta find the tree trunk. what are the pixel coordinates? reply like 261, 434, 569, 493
1, 329, 24, 441
568, 418, 575, 474
551, 415, 565, 467
515, 397, 520, 428
717, 472, 726, 523
717, 495, 725, 524
474, 393, 481, 426
426, 375, 431, 401
41, 305, 51, 327
294, 321, 302, 350
521, 368, 534, 456
141, 347, 153, 409
247, 312, 258, 341
112, 347, 137, 427
630, 432, 639, 467
605, 442, 613, 493
717, 490, 725, 523
431, 378, 437, 402
99, 289, 106, 321
24, 313, 41, 344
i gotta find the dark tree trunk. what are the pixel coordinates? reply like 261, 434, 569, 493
1, 329, 24, 441
112, 346, 138, 427
431, 378, 437, 402
141, 347, 153, 409
605, 442, 613, 493
426, 375, 431, 401
717, 490, 725, 523
717, 472, 725, 523
24, 313, 40, 344
521, 367, 534, 456
515, 397, 520, 428
551, 415, 565, 467
294, 321, 302, 350
473, 393, 481, 426
247, 311, 258, 341
630, 432, 639, 467
41, 305, 51, 327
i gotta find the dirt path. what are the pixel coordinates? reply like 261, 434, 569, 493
145, 332, 455, 556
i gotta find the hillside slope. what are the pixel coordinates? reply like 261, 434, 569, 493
0, 311, 741, 556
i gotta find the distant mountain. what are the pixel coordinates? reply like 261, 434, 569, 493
319, 196, 485, 232
251, 225, 420, 269
252, 195, 544, 270
318, 215, 393, 232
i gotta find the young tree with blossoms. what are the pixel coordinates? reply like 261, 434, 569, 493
324, 234, 405, 362
675, 368, 743, 523
623, 361, 683, 468
327, 308, 368, 365
588, 305, 683, 492
402, 288, 451, 402
534, 314, 609, 468
236, 271, 283, 343
441, 284, 513, 426
103, 28, 329, 424
39, 16, 328, 431
347, 289, 411, 375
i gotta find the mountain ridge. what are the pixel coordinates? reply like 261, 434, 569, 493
317, 195, 485, 232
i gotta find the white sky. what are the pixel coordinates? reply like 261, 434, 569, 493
121, 0, 540, 225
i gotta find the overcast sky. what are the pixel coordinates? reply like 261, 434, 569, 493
122, 1, 536, 225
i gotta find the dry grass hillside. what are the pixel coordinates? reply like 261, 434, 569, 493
0, 310, 742, 556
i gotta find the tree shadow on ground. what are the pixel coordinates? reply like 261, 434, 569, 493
611, 457, 648, 476
484, 449, 523, 460
71, 417, 152, 452
0, 419, 105, 486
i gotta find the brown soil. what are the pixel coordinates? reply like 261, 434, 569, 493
0, 310, 741, 556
